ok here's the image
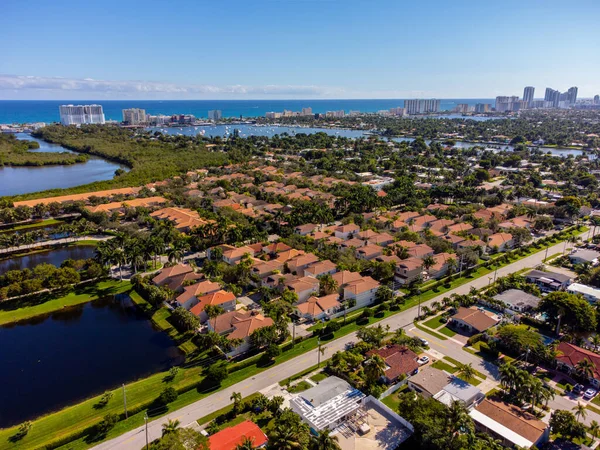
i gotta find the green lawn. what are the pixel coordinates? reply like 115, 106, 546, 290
309, 372, 329, 383
431, 361, 458, 373
438, 326, 457, 337
196, 393, 261, 426
288, 381, 312, 393
456, 375, 482, 386
414, 323, 448, 341
381, 386, 409, 411
0, 218, 63, 234
423, 315, 446, 330
0, 279, 131, 326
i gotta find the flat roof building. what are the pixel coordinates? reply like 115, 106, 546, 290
59, 104, 105, 125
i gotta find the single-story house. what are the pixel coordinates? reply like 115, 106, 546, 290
407, 366, 451, 398
296, 294, 341, 321
433, 377, 485, 409
366, 344, 419, 384
493, 289, 541, 314
567, 283, 600, 304
152, 263, 197, 291
450, 307, 499, 334
470, 399, 550, 449
525, 270, 572, 292
208, 420, 268, 450
569, 249, 600, 266
555, 342, 600, 388
294, 223, 318, 236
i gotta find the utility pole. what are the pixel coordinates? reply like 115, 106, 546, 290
144, 413, 149, 450
292, 321, 296, 348
544, 244, 549, 263
493, 265, 499, 283
317, 338, 322, 368
417, 289, 422, 319
122, 384, 128, 419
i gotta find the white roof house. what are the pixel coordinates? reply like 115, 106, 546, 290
567, 283, 600, 304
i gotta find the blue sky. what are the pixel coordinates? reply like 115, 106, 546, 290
1, 0, 599, 99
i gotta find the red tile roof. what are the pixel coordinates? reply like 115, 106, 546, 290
556, 342, 600, 380
208, 420, 268, 450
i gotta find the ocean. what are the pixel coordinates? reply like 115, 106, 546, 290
0, 99, 495, 124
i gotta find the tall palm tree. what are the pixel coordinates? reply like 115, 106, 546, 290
573, 402, 587, 423
319, 274, 339, 295
364, 355, 386, 385
591, 335, 600, 353
421, 255, 436, 274
310, 429, 341, 450
236, 437, 256, 450
230, 391, 243, 415
268, 428, 303, 450
576, 358, 595, 381
446, 400, 474, 441
161, 419, 180, 436
590, 420, 600, 439
457, 363, 476, 382
204, 304, 225, 330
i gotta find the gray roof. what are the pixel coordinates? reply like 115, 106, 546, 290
298, 376, 353, 407
493, 289, 540, 309
525, 269, 571, 284
569, 249, 600, 263
408, 366, 451, 395
440, 377, 483, 403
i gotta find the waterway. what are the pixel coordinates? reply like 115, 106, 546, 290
0, 134, 128, 197
0, 245, 97, 272
0, 295, 183, 427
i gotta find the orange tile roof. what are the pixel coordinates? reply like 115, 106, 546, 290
296, 294, 341, 317
150, 207, 210, 230
213, 311, 274, 340
190, 290, 236, 315
13, 187, 142, 207
208, 420, 268, 450
86, 196, 167, 213
476, 399, 547, 444
344, 276, 380, 295
332, 270, 363, 287
152, 264, 194, 286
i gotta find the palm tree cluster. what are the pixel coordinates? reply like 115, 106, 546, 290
499, 364, 554, 411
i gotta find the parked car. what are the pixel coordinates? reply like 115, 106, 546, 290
419, 338, 429, 347
418, 356, 430, 365
573, 384, 585, 395
584, 388, 597, 400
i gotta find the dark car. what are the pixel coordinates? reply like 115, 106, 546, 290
573, 384, 584, 395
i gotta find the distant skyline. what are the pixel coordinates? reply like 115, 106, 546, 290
1, 0, 599, 100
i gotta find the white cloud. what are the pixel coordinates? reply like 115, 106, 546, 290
0, 74, 349, 99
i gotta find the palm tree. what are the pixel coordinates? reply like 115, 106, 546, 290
589, 420, 600, 439
319, 274, 339, 295
446, 400, 474, 440
591, 335, 600, 353
364, 355, 386, 384
447, 257, 458, 275
204, 304, 225, 330
310, 429, 341, 450
268, 428, 303, 450
421, 255, 436, 274
457, 363, 476, 382
161, 419, 180, 436
230, 391, 243, 415
576, 358, 595, 381
236, 437, 256, 450
573, 402, 587, 423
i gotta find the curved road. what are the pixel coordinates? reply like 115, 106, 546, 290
93, 232, 590, 450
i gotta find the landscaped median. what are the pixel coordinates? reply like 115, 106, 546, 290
0, 279, 131, 326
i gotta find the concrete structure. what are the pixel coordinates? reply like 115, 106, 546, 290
470, 399, 550, 448
403, 99, 440, 114
122, 108, 146, 125
567, 283, 600, 304
208, 110, 222, 120
59, 104, 105, 125
523, 86, 535, 107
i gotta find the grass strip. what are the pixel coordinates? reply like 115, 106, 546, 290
414, 323, 448, 341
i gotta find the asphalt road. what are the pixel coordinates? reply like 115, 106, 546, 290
93, 231, 591, 450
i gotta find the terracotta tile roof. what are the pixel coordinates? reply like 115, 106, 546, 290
453, 307, 498, 332
303, 260, 337, 276
487, 232, 513, 247
86, 196, 167, 214
285, 276, 320, 294
190, 290, 236, 315
367, 344, 419, 381
213, 311, 274, 340
556, 342, 600, 380
287, 253, 320, 272
446, 222, 473, 233
407, 244, 434, 258
13, 187, 142, 207
475, 399, 547, 444
150, 207, 210, 230
356, 244, 383, 259
208, 420, 268, 450
343, 276, 380, 295
396, 257, 423, 270
263, 242, 292, 254
152, 264, 194, 286
175, 280, 222, 305
335, 223, 360, 233
162, 271, 203, 292
332, 270, 363, 287
296, 294, 341, 318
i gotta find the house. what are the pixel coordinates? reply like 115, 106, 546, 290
443, 234, 466, 249
366, 344, 419, 384
394, 257, 425, 285
190, 289, 236, 318
433, 378, 485, 409
222, 245, 256, 265
356, 229, 380, 241
208, 420, 268, 450
289, 376, 366, 432
332, 270, 363, 288
525, 270, 572, 292
334, 223, 360, 240
368, 232, 395, 247
175, 280, 223, 310
285, 276, 320, 302
343, 276, 380, 308
251, 260, 285, 279
151, 263, 202, 292
487, 232, 514, 252
340, 237, 366, 249
567, 283, 600, 304
296, 294, 342, 321
150, 207, 209, 232
356, 244, 383, 260
263, 242, 292, 256
294, 223, 318, 236
303, 260, 337, 278
408, 366, 452, 398
427, 252, 455, 279
555, 342, 600, 387
470, 399, 550, 449
569, 249, 600, 266
450, 307, 499, 334
287, 253, 320, 274
209, 310, 274, 357
493, 289, 541, 314
406, 244, 434, 258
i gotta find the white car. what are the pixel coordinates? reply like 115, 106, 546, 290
418, 356, 430, 365
419, 338, 429, 347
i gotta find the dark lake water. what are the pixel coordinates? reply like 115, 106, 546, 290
0, 134, 128, 197
0, 295, 183, 427
0, 245, 97, 272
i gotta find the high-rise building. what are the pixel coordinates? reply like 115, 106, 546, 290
208, 110, 222, 120
301, 107, 313, 116
567, 87, 578, 105
544, 88, 561, 107
594, 95, 600, 105
523, 86, 535, 107
59, 105, 105, 125
474, 103, 491, 113
403, 99, 440, 114
122, 108, 147, 125
495, 96, 520, 112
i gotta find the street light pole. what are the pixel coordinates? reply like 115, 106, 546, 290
292, 321, 296, 348
144, 413, 149, 450
317, 338, 322, 368
417, 289, 422, 319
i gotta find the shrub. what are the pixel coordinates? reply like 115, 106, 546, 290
467, 333, 484, 346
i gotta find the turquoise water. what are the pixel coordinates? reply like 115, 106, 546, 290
0, 99, 496, 124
